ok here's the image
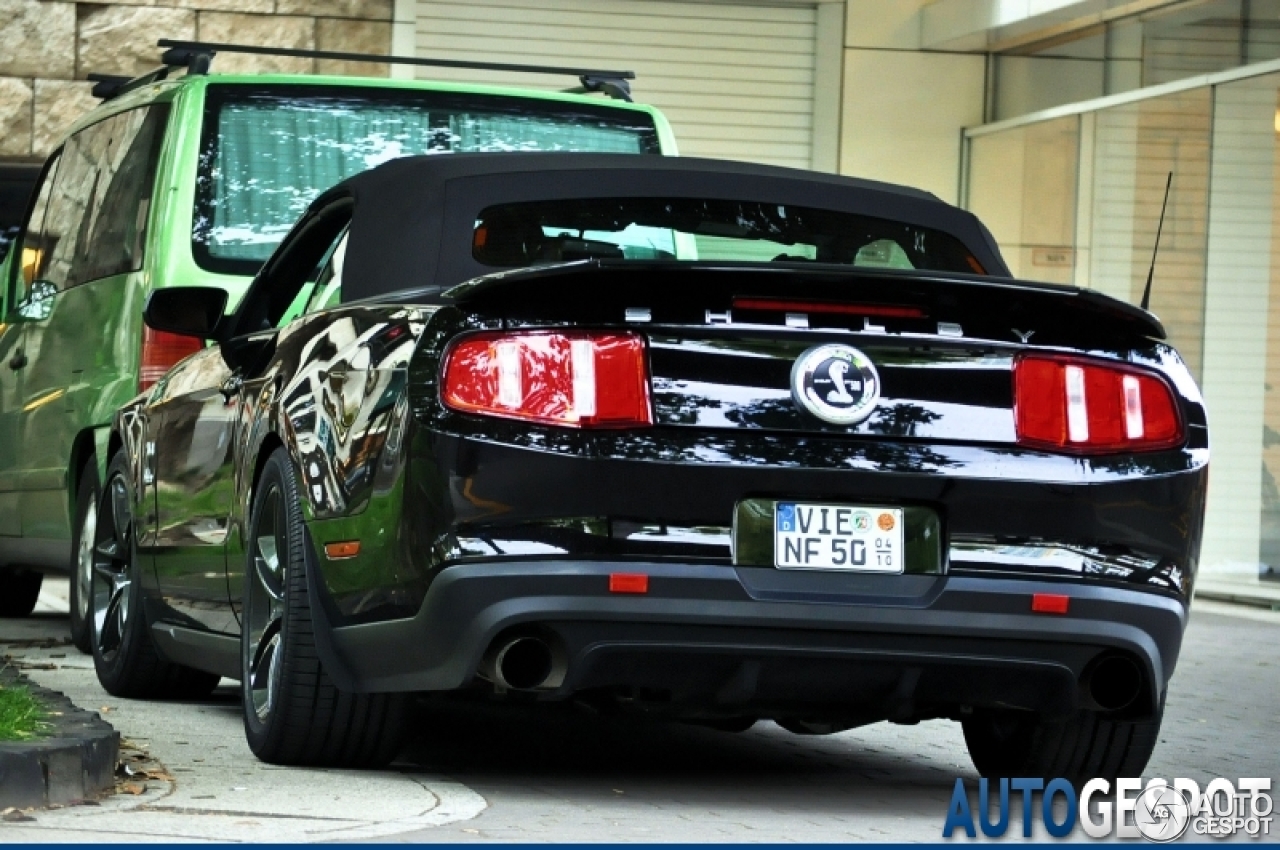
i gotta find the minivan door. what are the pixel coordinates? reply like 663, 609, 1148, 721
0, 153, 60, 538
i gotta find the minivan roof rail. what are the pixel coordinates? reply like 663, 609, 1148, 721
156, 39, 635, 101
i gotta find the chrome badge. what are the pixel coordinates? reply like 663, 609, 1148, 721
790, 344, 880, 425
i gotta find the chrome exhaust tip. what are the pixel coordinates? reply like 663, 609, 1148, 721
482, 635, 565, 690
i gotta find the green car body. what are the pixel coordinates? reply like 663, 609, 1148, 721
0, 69, 676, 637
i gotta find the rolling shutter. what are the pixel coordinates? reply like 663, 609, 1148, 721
411, 0, 818, 169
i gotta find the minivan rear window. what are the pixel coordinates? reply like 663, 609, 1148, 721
192, 85, 662, 276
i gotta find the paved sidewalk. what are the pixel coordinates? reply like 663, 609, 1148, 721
0, 581, 486, 843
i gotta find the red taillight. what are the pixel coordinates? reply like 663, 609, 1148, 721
441, 331, 652, 428
731, 297, 926, 319
139, 327, 205, 392
1013, 354, 1183, 453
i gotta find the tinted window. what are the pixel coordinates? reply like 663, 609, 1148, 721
0, 163, 41, 264
32, 105, 166, 293
301, 230, 348, 317
10, 153, 61, 312
79, 106, 168, 283
193, 85, 662, 276
472, 198, 988, 275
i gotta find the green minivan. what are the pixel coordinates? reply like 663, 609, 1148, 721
0, 44, 677, 649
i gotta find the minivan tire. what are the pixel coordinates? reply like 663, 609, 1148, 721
0, 569, 43, 618
69, 460, 99, 653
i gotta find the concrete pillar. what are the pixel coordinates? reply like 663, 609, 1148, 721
1199, 80, 1277, 572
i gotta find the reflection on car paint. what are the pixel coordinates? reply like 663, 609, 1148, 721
279, 308, 429, 520
949, 536, 1188, 597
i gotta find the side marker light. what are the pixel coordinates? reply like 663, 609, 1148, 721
609, 573, 649, 594
1031, 593, 1070, 615
324, 541, 361, 560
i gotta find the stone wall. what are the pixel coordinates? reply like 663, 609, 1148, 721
0, 0, 393, 159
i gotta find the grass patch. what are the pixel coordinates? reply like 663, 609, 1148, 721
0, 680, 47, 741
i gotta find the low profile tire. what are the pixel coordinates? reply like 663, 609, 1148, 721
242, 448, 407, 767
69, 460, 100, 652
0, 569, 43, 618
91, 450, 221, 699
963, 702, 1164, 785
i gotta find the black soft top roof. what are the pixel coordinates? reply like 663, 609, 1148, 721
323, 152, 1011, 302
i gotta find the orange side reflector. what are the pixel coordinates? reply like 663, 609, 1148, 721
324, 541, 361, 560
609, 573, 649, 594
1031, 593, 1070, 615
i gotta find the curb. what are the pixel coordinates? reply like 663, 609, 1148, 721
1196, 579, 1280, 611
0, 666, 119, 809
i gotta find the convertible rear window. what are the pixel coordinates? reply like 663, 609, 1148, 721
472, 198, 987, 275
193, 85, 661, 275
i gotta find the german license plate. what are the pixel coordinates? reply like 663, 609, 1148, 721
774, 503, 904, 573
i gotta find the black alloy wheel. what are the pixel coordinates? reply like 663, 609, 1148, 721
241, 447, 406, 768
90, 451, 220, 699
69, 460, 100, 652
244, 483, 287, 729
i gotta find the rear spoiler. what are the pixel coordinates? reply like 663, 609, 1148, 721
439, 260, 1166, 342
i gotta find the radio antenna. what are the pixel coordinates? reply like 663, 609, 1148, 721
1140, 172, 1173, 312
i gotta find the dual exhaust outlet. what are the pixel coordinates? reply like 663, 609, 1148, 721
479, 635, 1145, 712
480, 634, 567, 691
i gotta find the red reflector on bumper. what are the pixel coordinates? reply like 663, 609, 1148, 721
1031, 593, 1070, 615
609, 573, 649, 594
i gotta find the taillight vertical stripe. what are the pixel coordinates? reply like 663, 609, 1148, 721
571, 339, 596, 419
1122, 375, 1144, 440
1064, 365, 1089, 443
496, 341, 522, 408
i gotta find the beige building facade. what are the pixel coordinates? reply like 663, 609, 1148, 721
0, 0, 395, 159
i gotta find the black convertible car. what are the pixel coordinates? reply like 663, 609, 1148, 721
94, 153, 1206, 778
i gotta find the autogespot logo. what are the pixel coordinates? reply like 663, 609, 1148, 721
942, 777, 1273, 840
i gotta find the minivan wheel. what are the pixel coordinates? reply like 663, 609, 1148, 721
69, 461, 100, 652
0, 569, 43, 618
242, 448, 406, 767
91, 451, 220, 699
962, 701, 1164, 785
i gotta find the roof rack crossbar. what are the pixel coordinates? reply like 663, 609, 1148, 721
156, 39, 636, 100
88, 68, 172, 101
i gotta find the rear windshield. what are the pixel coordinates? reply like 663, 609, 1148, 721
472, 198, 987, 274
193, 85, 661, 275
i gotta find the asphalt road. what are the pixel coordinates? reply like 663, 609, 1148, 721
1, 580, 1277, 842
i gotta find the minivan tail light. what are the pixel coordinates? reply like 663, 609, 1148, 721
140, 327, 204, 392
1013, 354, 1182, 453
442, 331, 652, 428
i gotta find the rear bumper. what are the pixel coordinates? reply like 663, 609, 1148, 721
314, 554, 1187, 720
